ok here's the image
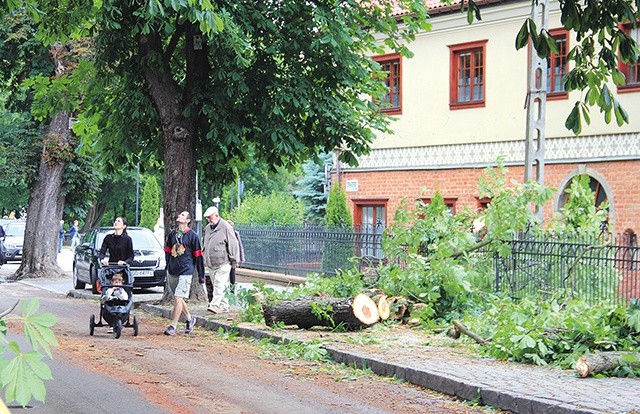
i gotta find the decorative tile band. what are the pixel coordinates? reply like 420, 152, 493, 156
342, 134, 640, 171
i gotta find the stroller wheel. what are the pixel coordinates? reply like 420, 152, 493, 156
133, 316, 139, 336
89, 314, 95, 336
113, 319, 122, 339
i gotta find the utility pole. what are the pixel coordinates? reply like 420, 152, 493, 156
135, 161, 140, 226
524, 0, 549, 222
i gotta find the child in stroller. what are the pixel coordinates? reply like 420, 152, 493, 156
89, 264, 139, 339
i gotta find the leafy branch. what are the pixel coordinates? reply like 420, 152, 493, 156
0, 299, 58, 407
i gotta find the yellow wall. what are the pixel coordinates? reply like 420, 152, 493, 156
373, 1, 640, 149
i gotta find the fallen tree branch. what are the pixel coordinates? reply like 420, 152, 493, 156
452, 320, 489, 345
0, 300, 19, 318
575, 351, 640, 378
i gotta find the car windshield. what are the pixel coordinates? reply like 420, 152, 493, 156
96, 228, 162, 250
5, 223, 25, 236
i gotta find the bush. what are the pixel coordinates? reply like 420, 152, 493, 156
139, 175, 160, 230
323, 186, 354, 273
229, 191, 303, 226
325, 185, 352, 229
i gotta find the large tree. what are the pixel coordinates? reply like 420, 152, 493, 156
70, 0, 431, 236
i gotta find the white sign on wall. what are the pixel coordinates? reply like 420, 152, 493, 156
345, 179, 359, 192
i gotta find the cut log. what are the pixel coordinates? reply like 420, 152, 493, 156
377, 295, 390, 320
575, 351, 640, 378
263, 293, 379, 330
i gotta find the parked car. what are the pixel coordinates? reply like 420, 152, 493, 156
3, 221, 25, 262
73, 227, 166, 293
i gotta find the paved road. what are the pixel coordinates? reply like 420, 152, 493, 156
3, 334, 169, 414
0, 282, 486, 414
0, 286, 168, 413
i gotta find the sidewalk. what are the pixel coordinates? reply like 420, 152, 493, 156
6, 254, 640, 414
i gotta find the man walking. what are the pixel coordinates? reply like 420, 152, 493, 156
163, 211, 205, 335
202, 206, 239, 313
69, 219, 81, 248
58, 220, 65, 253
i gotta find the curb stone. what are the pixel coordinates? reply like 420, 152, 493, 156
141, 304, 635, 414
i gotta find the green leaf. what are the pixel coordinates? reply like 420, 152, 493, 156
614, 100, 629, 126
214, 14, 224, 32
565, 103, 582, 135
580, 104, 591, 126
7, 341, 20, 355
543, 31, 559, 55
627, 309, 640, 332
2, 352, 50, 406
515, 20, 530, 49
600, 85, 612, 110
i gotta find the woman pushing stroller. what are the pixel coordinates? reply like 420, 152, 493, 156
99, 216, 134, 268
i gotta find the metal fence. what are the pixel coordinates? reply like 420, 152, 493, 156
237, 224, 384, 277
237, 225, 639, 305
494, 231, 639, 305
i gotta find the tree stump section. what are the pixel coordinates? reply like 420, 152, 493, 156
575, 351, 640, 377
377, 294, 391, 320
263, 293, 379, 330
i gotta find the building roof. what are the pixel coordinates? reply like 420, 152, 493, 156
388, 0, 510, 17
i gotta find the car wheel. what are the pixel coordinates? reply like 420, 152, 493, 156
91, 267, 101, 295
89, 314, 95, 336
113, 319, 122, 339
72, 265, 86, 290
133, 316, 139, 337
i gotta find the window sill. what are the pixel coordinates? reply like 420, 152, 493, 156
547, 92, 568, 101
381, 108, 402, 115
617, 84, 640, 94
449, 101, 485, 110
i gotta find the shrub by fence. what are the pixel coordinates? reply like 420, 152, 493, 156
237, 225, 639, 305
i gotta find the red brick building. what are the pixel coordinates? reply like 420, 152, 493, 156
336, 1, 640, 239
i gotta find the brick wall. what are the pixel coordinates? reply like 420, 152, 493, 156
340, 160, 640, 234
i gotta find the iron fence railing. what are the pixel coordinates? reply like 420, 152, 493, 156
237, 225, 639, 305
236, 224, 384, 277
494, 231, 639, 305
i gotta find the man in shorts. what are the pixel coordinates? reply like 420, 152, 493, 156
163, 211, 205, 336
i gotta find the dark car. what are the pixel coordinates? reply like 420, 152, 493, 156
72, 227, 166, 293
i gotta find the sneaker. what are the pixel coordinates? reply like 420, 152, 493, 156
185, 317, 195, 334
164, 325, 177, 336
207, 305, 221, 314
107, 327, 114, 334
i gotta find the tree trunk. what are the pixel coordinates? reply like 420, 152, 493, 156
138, 24, 208, 303
13, 42, 76, 280
263, 294, 380, 330
575, 351, 640, 377
82, 200, 107, 232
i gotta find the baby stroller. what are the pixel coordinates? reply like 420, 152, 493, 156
89, 264, 139, 339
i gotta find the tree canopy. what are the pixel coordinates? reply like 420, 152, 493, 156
31, 0, 427, 233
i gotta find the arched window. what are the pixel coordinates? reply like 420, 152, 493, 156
556, 169, 613, 212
